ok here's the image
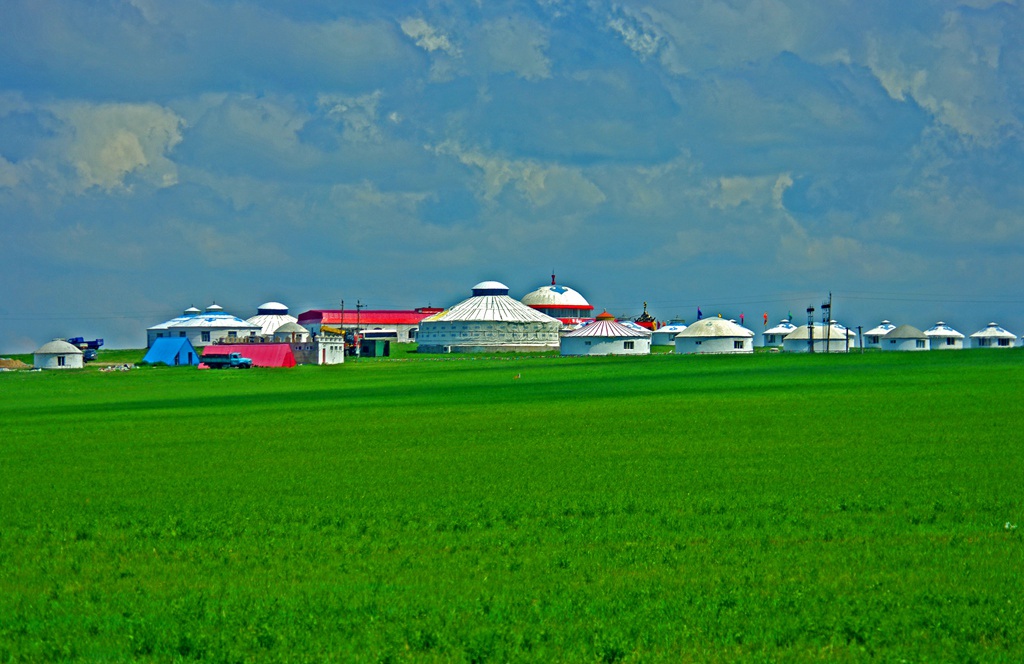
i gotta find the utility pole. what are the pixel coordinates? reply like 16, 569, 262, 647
821, 292, 832, 353
807, 306, 815, 353
857, 326, 863, 353
355, 300, 365, 358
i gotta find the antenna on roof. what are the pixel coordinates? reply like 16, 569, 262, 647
806, 306, 815, 353
551, 271, 556, 286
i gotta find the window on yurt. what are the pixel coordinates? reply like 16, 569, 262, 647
999, 338, 1010, 347
179, 331, 186, 337
624, 341, 634, 350
916, 340, 925, 349
946, 338, 954, 345
734, 340, 743, 349
202, 332, 211, 342
58, 356, 66, 367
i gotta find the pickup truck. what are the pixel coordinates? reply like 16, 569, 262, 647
202, 352, 253, 369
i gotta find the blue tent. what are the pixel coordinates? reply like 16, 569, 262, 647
143, 337, 199, 366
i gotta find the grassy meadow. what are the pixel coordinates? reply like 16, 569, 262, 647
1, 349, 1023, 661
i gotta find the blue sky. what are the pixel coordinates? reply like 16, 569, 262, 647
2, 0, 1023, 352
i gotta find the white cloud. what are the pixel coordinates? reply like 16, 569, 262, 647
317, 91, 385, 143
480, 17, 552, 80
57, 102, 183, 192
400, 17, 460, 57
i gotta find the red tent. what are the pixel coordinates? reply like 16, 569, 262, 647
201, 344, 296, 368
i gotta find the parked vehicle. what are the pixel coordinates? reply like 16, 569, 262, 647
203, 352, 253, 369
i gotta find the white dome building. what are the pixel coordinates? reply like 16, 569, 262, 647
417, 281, 562, 353
33, 339, 84, 370
674, 318, 754, 354
651, 322, 688, 346
762, 319, 797, 348
560, 311, 652, 356
881, 324, 929, 351
863, 320, 896, 349
521, 275, 594, 327
924, 322, 965, 350
970, 322, 1017, 348
147, 304, 262, 348
247, 302, 297, 336
782, 322, 856, 353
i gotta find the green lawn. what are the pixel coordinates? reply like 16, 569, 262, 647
1, 350, 1022, 661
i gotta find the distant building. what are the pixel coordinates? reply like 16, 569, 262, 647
924, 322, 965, 350
521, 275, 594, 328
970, 322, 1017, 348
863, 320, 896, 349
33, 339, 83, 370
142, 337, 199, 366
674, 318, 754, 354
417, 281, 561, 353
762, 319, 797, 348
881, 324, 929, 351
782, 322, 855, 353
147, 304, 262, 348
560, 311, 651, 356
272, 322, 345, 366
247, 302, 297, 336
296, 307, 440, 343
651, 321, 687, 346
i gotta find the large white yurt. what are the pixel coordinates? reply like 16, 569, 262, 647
651, 322, 688, 346
247, 302, 298, 336
863, 320, 896, 349
924, 322, 965, 350
782, 322, 856, 353
881, 324, 929, 351
521, 275, 594, 328
970, 322, 1017, 348
762, 319, 797, 348
674, 318, 754, 354
560, 311, 651, 356
147, 304, 263, 348
33, 339, 84, 370
417, 281, 562, 353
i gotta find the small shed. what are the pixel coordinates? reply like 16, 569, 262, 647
924, 322, 964, 350
881, 324, 929, 351
863, 320, 896, 349
970, 322, 1017, 348
33, 339, 84, 370
674, 318, 754, 354
142, 337, 199, 366
560, 311, 652, 356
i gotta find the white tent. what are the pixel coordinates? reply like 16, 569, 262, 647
881, 324, 929, 351
33, 339, 84, 370
782, 323, 856, 353
651, 322, 688, 346
863, 320, 896, 348
418, 281, 561, 353
762, 319, 797, 348
924, 322, 964, 350
970, 322, 1017, 348
674, 318, 754, 354
561, 312, 651, 356
521, 275, 594, 327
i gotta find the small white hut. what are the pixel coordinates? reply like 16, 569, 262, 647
924, 322, 964, 350
674, 318, 754, 354
651, 322, 687, 346
881, 324, 929, 351
33, 339, 84, 370
560, 311, 651, 356
863, 320, 896, 349
782, 322, 856, 353
970, 322, 1017, 348
762, 319, 797, 348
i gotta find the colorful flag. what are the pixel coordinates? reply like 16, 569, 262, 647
763, 312, 768, 326
697, 307, 703, 320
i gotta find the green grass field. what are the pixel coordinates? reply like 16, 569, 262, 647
2, 350, 1022, 662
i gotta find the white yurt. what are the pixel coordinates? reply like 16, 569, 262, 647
863, 320, 896, 349
970, 322, 1017, 348
651, 322, 688, 346
247, 302, 298, 336
147, 304, 263, 348
762, 319, 797, 348
924, 322, 965, 350
272, 321, 310, 343
417, 281, 562, 353
560, 311, 652, 356
521, 275, 594, 328
674, 318, 754, 354
881, 324, 929, 351
782, 322, 856, 353
33, 339, 84, 370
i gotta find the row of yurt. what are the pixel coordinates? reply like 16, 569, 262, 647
861, 320, 1017, 350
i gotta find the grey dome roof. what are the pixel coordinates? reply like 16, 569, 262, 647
34, 339, 83, 355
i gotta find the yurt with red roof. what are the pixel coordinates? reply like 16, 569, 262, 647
560, 311, 652, 356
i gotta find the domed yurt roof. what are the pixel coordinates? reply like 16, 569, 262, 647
34, 339, 83, 355
521, 280, 592, 309
248, 301, 298, 335
970, 322, 1017, 339
884, 324, 927, 340
784, 322, 855, 341
564, 311, 650, 338
427, 281, 560, 324
924, 322, 964, 339
865, 320, 896, 336
676, 318, 753, 338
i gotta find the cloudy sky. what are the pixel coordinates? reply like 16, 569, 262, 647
2, 0, 1023, 352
